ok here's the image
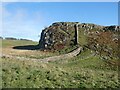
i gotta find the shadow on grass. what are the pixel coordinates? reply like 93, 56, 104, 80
13, 45, 40, 50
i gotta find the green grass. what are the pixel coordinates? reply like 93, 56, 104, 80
1, 39, 60, 59
1, 39, 38, 48
55, 45, 78, 54
2, 55, 119, 88
78, 29, 88, 46
13, 52, 59, 59
1, 39, 119, 88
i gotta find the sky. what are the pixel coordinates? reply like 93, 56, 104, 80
1, 0, 119, 2
1, 2, 118, 41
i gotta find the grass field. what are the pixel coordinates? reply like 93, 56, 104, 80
1, 40, 119, 88
2, 39, 37, 48
2, 40, 60, 59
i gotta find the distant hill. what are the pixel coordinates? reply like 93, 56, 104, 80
4, 37, 33, 41
5, 37, 18, 40
0, 36, 3, 39
19, 38, 33, 41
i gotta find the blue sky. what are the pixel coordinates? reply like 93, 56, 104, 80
2, 2, 118, 41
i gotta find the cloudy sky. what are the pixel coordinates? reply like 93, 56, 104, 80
1, 1, 118, 41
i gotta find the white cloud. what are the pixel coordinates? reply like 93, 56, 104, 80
2, 6, 45, 41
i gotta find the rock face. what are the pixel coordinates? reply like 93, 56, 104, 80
39, 22, 119, 50
39, 22, 80, 50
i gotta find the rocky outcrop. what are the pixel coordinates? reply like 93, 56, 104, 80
39, 22, 119, 50
103, 26, 120, 31
39, 22, 80, 50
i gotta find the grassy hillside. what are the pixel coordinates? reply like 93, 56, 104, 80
1, 39, 119, 88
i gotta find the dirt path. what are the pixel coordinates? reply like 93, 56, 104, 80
1, 47, 82, 63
